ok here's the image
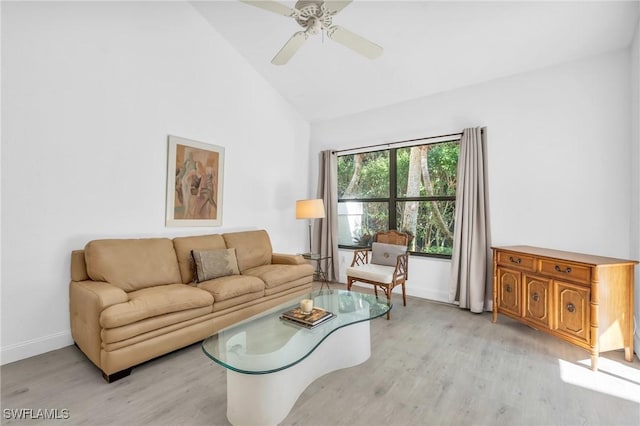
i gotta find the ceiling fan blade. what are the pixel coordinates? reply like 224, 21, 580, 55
327, 26, 383, 59
272, 32, 308, 65
324, 1, 353, 14
238, 0, 297, 17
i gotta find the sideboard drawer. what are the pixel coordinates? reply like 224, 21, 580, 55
496, 251, 536, 271
539, 259, 590, 284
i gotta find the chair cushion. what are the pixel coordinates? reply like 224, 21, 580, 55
243, 264, 314, 289
346, 263, 395, 284
192, 248, 240, 282
371, 242, 406, 266
100, 284, 213, 328
197, 275, 264, 302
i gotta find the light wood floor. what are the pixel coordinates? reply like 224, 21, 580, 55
2, 283, 639, 425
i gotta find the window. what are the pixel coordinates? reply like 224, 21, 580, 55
337, 140, 459, 258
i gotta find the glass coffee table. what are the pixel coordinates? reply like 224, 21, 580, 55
202, 289, 390, 425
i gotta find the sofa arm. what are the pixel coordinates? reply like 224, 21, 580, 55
272, 253, 307, 265
69, 280, 128, 368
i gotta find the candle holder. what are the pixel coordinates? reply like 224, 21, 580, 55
300, 299, 314, 314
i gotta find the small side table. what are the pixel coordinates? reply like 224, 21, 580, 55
302, 254, 333, 293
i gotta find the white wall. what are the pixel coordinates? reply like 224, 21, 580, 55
630, 18, 640, 360
0, 2, 311, 364
311, 50, 633, 307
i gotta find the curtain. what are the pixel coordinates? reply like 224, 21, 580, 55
314, 150, 340, 281
449, 127, 490, 313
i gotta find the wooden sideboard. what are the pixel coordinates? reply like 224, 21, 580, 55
492, 246, 637, 371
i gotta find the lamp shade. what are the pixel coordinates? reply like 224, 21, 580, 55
296, 199, 325, 219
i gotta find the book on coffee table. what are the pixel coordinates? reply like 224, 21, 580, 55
280, 307, 335, 328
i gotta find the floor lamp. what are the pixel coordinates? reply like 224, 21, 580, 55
296, 199, 325, 256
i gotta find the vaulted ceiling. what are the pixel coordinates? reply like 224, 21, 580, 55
193, 1, 639, 122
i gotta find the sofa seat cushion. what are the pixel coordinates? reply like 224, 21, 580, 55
100, 284, 214, 328
101, 306, 212, 344
346, 263, 395, 284
263, 276, 313, 297
243, 264, 314, 289
212, 292, 266, 312
197, 275, 264, 302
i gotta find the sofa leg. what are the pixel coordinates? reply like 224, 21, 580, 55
102, 368, 132, 383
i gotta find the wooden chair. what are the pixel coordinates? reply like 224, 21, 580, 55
346, 230, 409, 319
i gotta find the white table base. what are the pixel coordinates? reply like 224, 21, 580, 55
226, 320, 371, 426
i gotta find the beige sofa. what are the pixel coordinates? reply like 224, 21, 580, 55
69, 229, 314, 382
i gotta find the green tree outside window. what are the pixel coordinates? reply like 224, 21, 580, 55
337, 141, 459, 257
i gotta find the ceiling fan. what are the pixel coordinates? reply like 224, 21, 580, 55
239, 0, 383, 65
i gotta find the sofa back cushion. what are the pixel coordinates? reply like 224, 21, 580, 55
223, 230, 272, 272
173, 234, 226, 283
84, 238, 182, 292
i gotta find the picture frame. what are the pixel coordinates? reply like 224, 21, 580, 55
166, 135, 224, 227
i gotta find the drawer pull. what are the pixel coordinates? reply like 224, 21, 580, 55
554, 265, 572, 274
532, 292, 540, 302
505, 285, 512, 293
567, 303, 576, 313
509, 256, 522, 264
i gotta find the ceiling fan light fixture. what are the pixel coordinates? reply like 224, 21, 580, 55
240, 0, 383, 65
306, 17, 322, 34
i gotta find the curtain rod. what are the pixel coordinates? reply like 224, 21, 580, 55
332, 132, 464, 154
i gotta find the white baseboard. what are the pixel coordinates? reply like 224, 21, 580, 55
1, 331, 73, 365
405, 287, 450, 304
345, 282, 451, 305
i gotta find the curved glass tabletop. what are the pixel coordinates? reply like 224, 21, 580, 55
202, 290, 390, 374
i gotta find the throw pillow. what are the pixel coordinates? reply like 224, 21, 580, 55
371, 242, 406, 267
191, 248, 240, 282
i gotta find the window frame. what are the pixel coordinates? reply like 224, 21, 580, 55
337, 140, 459, 259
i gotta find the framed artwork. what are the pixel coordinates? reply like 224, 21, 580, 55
166, 135, 224, 227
